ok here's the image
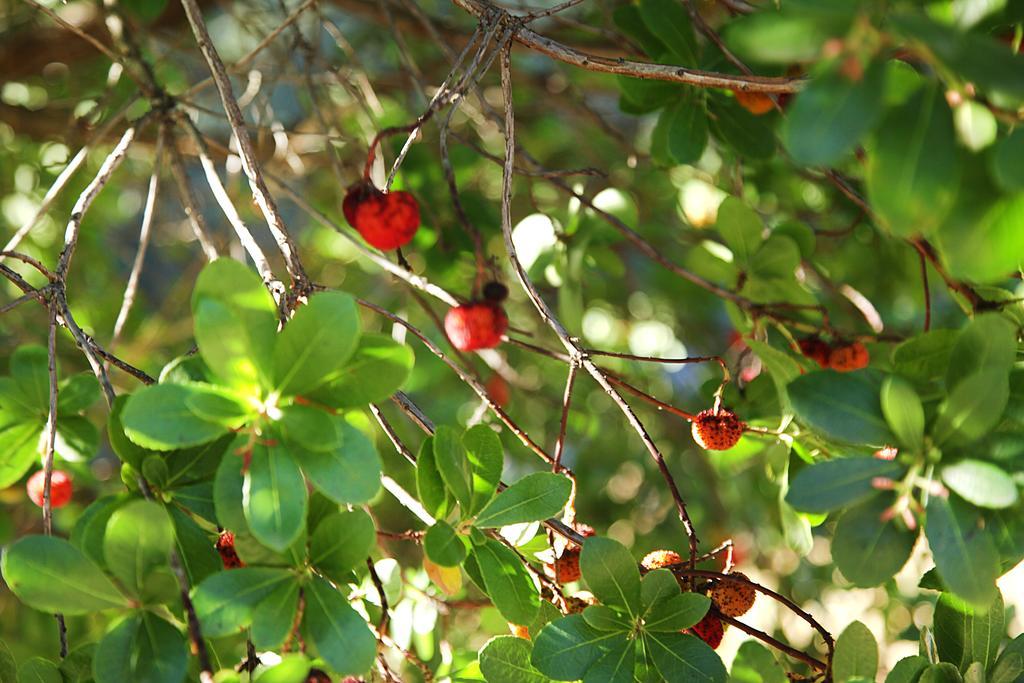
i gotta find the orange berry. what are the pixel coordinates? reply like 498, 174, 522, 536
711, 573, 756, 617
690, 613, 725, 649
444, 302, 508, 351
734, 90, 775, 115
641, 549, 683, 572
26, 469, 72, 508
828, 342, 869, 372
691, 408, 745, 451
798, 337, 831, 368
509, 623, 531, 639
553, 548, 581, 583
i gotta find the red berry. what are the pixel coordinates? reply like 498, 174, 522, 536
690, 613, 725, 649
343, 181, 419, 251
828, 341, 869, 372
483, 281, 509, 302
691, 408, 745, 451
711, 573, 757, 617
485, 374, 510, 408
798, 337, 831, 368
552, 548, 581, 583
26, 469, 72, 508
444, 302, 508, 351
734, 90, 774, 116
215, 530, 245, 569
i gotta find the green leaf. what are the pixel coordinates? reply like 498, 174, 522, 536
881, 376, 925, 452
0, 641, 15, 683
707, 94, 776, 160
730, 641, 788, 683
253, 654, 311, 683
941, 460, 1019, 510
244, 442, 307, 552
788, 371, 894, 446
474, 473, 571, 528
213, 442, 249, 533
644, 592, 710, 632
251, 580, 300, 650
638, 0, 697, 64
104, 500, 174, 599
71, 495, 124, 569
303, 576, 376, 677
424, 521, 468, 567
885, 656, 929, 683
310, 508, 376, 579
416, 436, 451, 519
832, 499, 917, 587
782, 60, 886, 166
122, 383, 230, 450
0, 421, 42, 488
463, 424, 504, 514
645, 630, 727, 683
653, 92, 708, 165
59, 644, 94, 683
892, 330, 959, 382
716, 197, 763, 271
948, 314, 1017, 390
834, 621, 878, 683
473, 538, 541, 624
191, 258, 277, 392
434, 425, 473, 511
990, 127, 1024, 192
93, 613, 187, 683
579, 537, 641, 617
298, 419, 381, 505
277, 404, 340, 453
612, 4, 666, 59
192, 567, 294, 636
723, 3, 855, 64
273, 291, 360, 396
750, 235, 801, 281
17, 657, 62, 683
57, 373, 100, 414
925, 496, 999, 608
308, 334, 414, 409
532, 614, 624, 681
932, 371, 1009, 445
933, 590, 1003, 671
583, 640, 635, 683
990, 651, 1022, 683
866, 87, 961, 237
943, 193, 1024, 283
169, 506, 221, 585
165, 435, 231, 488
786, 458, 904, 514
1, 535, 129, 614
919, 663, 965, 683
479, 636, 552, 683
10, 345, 48, 413
184, 384, 252, 429
641, 569, 681, 612
582, 605, 632, 632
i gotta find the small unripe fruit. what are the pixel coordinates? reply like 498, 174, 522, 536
711, 573, 756, 617
444, 302, 508, 351
215, 530, 245, 569
343, 181, 420, 251
828, 341, 869, 372
798, 337, 831, 369
734, 90, 775, 115
26, 469, 72, 508
553, 548, 581, 583
691, 408, 745, 451
509, 623, 531, 639
690, 613, 725, 649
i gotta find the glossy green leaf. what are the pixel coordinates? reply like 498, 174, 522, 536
892, 330, 959, 383
783, 60, 886, 166
644, 592, 710, 632
474, 473, 571, 528
1, 535, 129, 614
789, 371, 894, 446
832, 499, 917, 586
121, 382, 229, 450
583, 640, 634, 683
933, 590, 1003, 671
786, 458, 904, 513
638, 0, 697, 64
104, 500, 174, 599
463, 424, 504, 514
273, 291, 360, 396
941, 460, 1018, 509
866, 87, 961, 237
0, 421, 42, 488
834, 621, 878, 683
919, 663, 964, 683
881, 376, 925, 452
310, 508, 376, 579
17, 657, 62, 683
885, 656, 929, 683
943, 193, 1024, 283
948, 314, 1017, 390
641, 569, 681, 612
303, 576, 376, 676
532, 614, 624, 681
579, 537, 641, 617
473, 538, 541, 625
416, 436, 450, 519
581, 605, 631, 632
298, 419, 381, 505
252, 654, 311, 683
309, 334, 413, 409
925, 496, 999, 608
277, 404, 340, 453
243, 442, 307, 552
933, 371, 1008, 445
424, 520, 468, 567
169, 506, 221, 585
479, 636, 552, 683
716, 198, 763, 271
989, 127, 1024, 192
434, 425, 473, 510
57, 372, 100, 414
192, 567, 294, 636
251, 580, 300, 650
645, 630, 727, 683
730, 641, 788, 683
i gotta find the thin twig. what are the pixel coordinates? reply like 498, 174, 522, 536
42, 303, 68, 658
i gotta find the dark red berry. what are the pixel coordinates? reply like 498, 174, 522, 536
27, 469, 72, 508
343, 181, 419, 251
216, 530, 245, 569
690, 613, 725, 649
483, 281, 508, 302
444, 302, 508, 351
798, 337, 830, 368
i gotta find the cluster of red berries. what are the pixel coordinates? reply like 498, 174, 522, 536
691, 408, 745, 451
26, 469, 72, 508
343, 180, 421, 251
444, 282, 509, 352
798, 337, 870, 372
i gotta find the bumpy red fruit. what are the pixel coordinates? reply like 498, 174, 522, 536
734, 90, 775, 115
343, 181, 420, 251
711, 573, 756, 617
444, 302, 508, 351
641, 549, 683, 572
553, 548, 582, 583
828, 341, 869, 372
690, 613, 725, 649
26, 469, 72, 508
691, 408, 745, 451
798, 337, 831, 369
215, 530, 245, 569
